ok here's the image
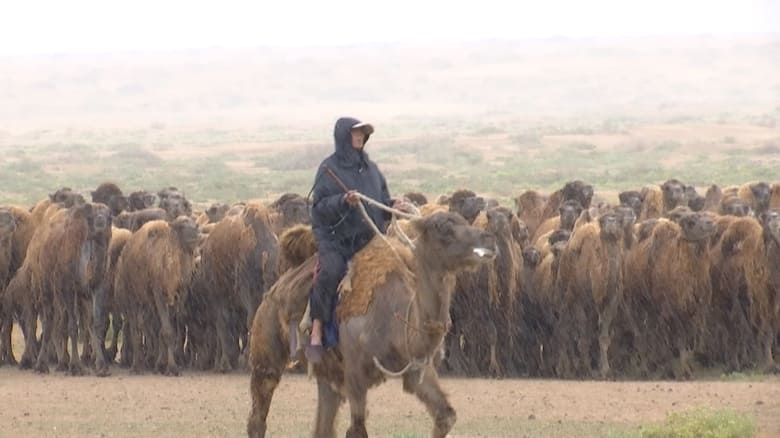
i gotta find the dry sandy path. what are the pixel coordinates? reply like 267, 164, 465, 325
0, 368, 778, 437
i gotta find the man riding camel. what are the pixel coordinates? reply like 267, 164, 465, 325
305, 117, 405, 363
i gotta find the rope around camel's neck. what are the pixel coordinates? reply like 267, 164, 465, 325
354, 192, 448, 379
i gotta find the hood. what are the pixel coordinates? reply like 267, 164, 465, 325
333, 117, 371, 169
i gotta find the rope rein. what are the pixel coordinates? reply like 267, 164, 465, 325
351, 192, 437, 383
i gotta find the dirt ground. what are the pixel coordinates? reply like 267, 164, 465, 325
0, 368, 777, 438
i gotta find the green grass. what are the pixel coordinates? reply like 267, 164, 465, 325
621, 408, 754, 438
1, 116, 778, 208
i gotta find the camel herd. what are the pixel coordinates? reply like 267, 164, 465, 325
0, 179, 779, 384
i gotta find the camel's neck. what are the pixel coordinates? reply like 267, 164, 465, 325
407, 254, 454, 357
763, 228, 780, 254
622, 226, 635, 250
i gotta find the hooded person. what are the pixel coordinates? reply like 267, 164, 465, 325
304, 116, 399, 363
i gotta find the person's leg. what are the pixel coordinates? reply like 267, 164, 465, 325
307, 247, 346, 361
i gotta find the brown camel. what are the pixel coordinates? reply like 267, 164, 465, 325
247, 211, 497, 438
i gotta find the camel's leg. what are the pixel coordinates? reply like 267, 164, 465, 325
759, 322, 777, 372
0, 315, 16, 365
215, 304, 235, 373
486, 320, 501, 378
247, 365, 280, 438
344, 377, 369, 438
91, 284, 110, 375
671, 316, 693, 381
19, 305, 38, 369
403, 366, 456, 438
119, 314, 133, 368
572, 304, 592, 377
107, 313, 122, 362
130, 311, 145, 375
247, 299, 289, 438
312, 379, 342, 438
238, 278, 261, 368
152, 291, 179, 376
79, 297, 93, 367
67, 292, 85, 376
53, 309, 70, 372
597, 292, 620, 379
33, 305, 53, 374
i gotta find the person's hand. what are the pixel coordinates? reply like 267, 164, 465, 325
392, 198, 416, 214
343, 190, 360, 207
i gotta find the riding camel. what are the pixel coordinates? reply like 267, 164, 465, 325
247, 209, 497, 438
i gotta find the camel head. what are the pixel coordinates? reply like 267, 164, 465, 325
750, 182, 772, 212
128, 190, 158, 211
598, 211, 622, 242
760, 209, 780, 244
87, 203, 113, 240
721, 197, 751, 217
411, 211, 497, 271
678, 212, 716, 242
485, 206, 512, 236
619, 190, 644, 218
0, 208, 16, 234
511, 216, 530, 249
522, 246, 541, 268
614, 205, 637, 229
666, 205, 693, 223
562, 180, 594, 209
171, 215, 200, 252
559, 200, 583, 230
548, 229, 571, 257
661, 178, 686, 209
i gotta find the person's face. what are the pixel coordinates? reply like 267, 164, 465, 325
351, 129, 365, 150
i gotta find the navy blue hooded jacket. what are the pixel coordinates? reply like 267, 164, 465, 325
310, 117, 392, 255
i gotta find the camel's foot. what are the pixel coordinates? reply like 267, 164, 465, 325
33, 361, 49, 374
433, 406, 457, 438
69, 363, 85, 376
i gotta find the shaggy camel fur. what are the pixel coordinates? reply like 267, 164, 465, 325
771, 183, 780, 209
532, 200, 583, 245
555, 207, 635, 378
32, 203, 112, 375
276, 224, 318, 275
627, 212, 715, 379
196, 203, 229, 226
0, 209, 17, 365
619, 190, 644, 218
199, 204, 278, 372
736, 182, 772, 216
91, 182, 128, 216
403, 191, 428, 207
710, 209, 780, 371
114, 217, 199, 375
420, 203, 448, 217
127, 190, 157, 212
448, 189, 485, 224
539, 181, 593, 223
703, 185, 722, 212
268, 193, 311, 236
92, 227, 132, 375
113, 208, 167, 232
514, 190, 547, 238
246, 212, 497, 438
527, 229, 571, 376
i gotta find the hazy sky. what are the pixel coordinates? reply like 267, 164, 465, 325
1, 0, 778, 55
